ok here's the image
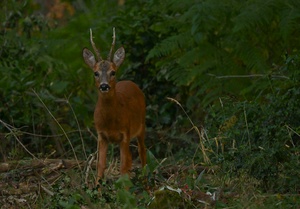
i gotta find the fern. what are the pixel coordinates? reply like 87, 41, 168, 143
232, 0, 278, 32
279, 1, 300, 43
143, 0, 300, 110
235, 41, 269, 72
146, 32, 192, 61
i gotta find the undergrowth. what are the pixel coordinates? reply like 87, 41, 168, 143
2, 90, 299, 208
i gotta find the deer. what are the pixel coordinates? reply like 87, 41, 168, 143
82, 28, 147, 185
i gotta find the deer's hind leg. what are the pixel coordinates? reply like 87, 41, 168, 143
137, 126, 146, 167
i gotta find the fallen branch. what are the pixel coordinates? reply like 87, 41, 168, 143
0, 159, 94, 173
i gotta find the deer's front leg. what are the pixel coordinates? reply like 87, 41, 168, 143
120, 138, 132, 175
96, 134, 108, 185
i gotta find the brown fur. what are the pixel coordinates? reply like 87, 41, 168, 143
83, 42, 146, 185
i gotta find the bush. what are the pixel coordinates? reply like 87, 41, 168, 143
205, 54, 300, 192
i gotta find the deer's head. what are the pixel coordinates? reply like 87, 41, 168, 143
83, 28, 125, 93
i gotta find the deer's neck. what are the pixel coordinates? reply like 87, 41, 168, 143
95, 90, 120, 128
97, 90, 118, 109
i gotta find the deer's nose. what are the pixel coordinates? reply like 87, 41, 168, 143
99, 83, 110, 92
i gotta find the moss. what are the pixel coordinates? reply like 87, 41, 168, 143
149, 187, 192, 209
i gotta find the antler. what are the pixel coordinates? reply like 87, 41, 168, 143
90, 28, 102, 61
107, 27, 116, 61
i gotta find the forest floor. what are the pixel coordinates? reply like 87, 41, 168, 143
0, 158, 218, 208
0, 159, 299, 208
0, 159, 87, 208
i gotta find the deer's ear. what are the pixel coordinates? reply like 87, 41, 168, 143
113, 47, 125, 68
83, 48, 96, 69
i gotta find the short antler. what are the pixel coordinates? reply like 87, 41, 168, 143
90, 28, 102, 61
107, 27, 116, 61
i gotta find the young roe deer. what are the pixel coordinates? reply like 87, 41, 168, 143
82, 28, 146, 185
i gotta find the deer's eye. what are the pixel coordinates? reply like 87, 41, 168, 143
110, 71, 116, 76
94, 72, 99, 77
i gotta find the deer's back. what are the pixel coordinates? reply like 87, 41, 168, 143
116, 80, 145, 116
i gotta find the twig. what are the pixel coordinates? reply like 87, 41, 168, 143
166, 97, 210, 165
87, 127, 98, 141
85, 152, 96, 185
243, 103, 251, 147
65, 96, 87, 160
208, 73, 290, 79
41, 185, 54, 196
32, 89, 82, 173
16, 130, 88, 138
0, 119, 38, 160
285, 125, 300, 148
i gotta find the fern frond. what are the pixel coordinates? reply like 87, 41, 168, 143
235, 41, 269, 72
146, 32, 192, 62
233, 0, 278, 32
279, 1, 300, 42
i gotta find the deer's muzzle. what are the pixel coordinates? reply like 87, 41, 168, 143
99, 83, 110, 92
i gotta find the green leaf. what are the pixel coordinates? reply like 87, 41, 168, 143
115, 174, 133, 189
